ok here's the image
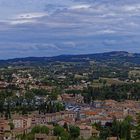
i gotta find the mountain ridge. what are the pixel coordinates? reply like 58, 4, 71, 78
3, 51, 134, 61
0, 51, 140, 67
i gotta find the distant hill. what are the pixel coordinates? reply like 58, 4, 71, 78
0, 51, 140, 67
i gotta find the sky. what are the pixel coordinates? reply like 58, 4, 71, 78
0, 0, 140, 59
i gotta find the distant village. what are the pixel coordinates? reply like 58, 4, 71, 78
1, 99, 140, 140
0, 59, 140, 140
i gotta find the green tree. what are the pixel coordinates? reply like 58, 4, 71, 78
111, 118, 120, 137
49, 92, 58, 100
40, 125, 49, 135
31, 125, 41, 134
31, 125, 49, 135
100, 127, 110, 140
60, 131, 70, 140
69, 126, 80, 139
54, 126, 65, 136
120, 116, 132, 140
26, 133, 35, 140
134, 113, 140, 140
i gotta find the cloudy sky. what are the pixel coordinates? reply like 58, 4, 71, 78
0, 0, 140, 59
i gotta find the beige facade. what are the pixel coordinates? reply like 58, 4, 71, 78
13, 117, 32, 129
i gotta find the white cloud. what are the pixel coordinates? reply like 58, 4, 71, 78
69, 4, 91, 10
10, 19, 36, 25
15, 12, 48, 19
122, 4, 140, 12
98, 29, 116, 34
8, 12, 48, 25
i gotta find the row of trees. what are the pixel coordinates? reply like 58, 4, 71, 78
16, 125, 49, 140
38, 101, 65, 114
92, 114, 140, 140
82, 83, 140, 103
98, 116, 133, 140
16, 124, 80, 140
0, 87, 64, 119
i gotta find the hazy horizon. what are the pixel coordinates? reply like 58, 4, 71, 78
0, 0, 140, 59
